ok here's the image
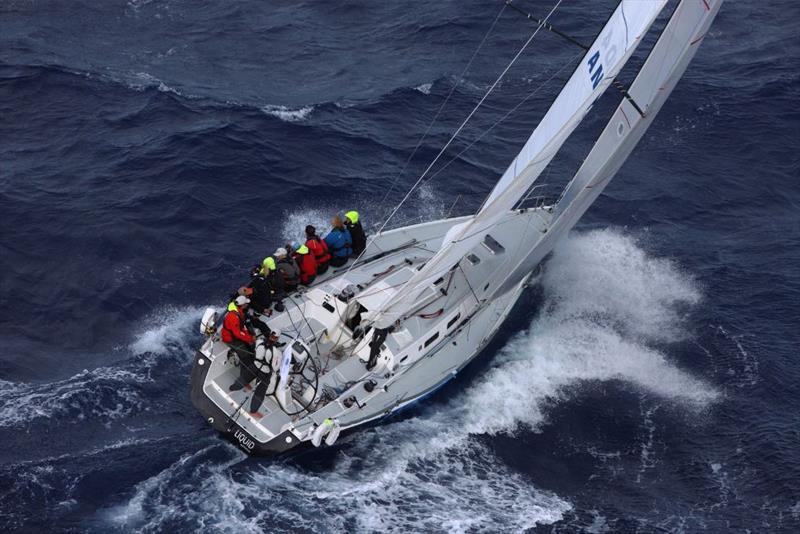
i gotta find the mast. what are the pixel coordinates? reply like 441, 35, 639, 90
372, 0, 667, 329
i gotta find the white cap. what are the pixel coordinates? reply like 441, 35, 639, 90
235, 295, 250, 306
274, 247, 287, 258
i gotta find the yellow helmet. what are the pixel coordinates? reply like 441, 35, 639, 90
262, 257, 276, 271
345, 210, 359, 224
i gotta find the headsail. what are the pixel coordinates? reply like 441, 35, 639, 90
552, 0, 724, 226
373, 0, 667, 328
488, 0, 726, 300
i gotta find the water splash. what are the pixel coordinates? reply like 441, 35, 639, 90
100, 228, 719, 532
129, 305, 206, 356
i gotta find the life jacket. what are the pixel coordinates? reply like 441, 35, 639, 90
253, 339, 275, 373
306, 236, 331, 267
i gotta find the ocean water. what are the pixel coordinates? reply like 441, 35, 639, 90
1, 0, 799, 532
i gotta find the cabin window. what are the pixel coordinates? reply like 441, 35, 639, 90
482, 235, 505, 255
447, 313, 461, 329
322, 301, 335, 313
466, 253, 481, 266
423, 331, 440, 348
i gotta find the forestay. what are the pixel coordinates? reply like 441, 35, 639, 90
373, 0, 667, 329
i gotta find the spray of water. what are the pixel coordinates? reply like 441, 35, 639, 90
102, 228, 718, 532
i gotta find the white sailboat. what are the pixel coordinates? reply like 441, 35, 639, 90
190, 0, 724, 455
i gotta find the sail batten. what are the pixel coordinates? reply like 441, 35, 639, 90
372, 0, 668, 329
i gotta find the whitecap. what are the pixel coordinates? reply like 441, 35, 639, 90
0, 367, 148, 428
414, 82, 433, 95
261, 104, 314, 122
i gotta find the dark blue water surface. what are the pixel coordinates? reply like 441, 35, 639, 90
2, 0, 799, 532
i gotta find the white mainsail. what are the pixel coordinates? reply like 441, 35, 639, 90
373, 0, 667, 328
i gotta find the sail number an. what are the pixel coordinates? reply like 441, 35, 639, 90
587, 51, 604, 89
587, 24, 620, 90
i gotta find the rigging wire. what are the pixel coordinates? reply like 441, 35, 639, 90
418, 51, 583, 190
504, 0, 589, 50
376, 0, 564, 235
345, 0, 563, 279
378, 2, 508, 210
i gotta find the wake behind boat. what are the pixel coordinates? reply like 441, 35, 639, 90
190, 0, 723, 455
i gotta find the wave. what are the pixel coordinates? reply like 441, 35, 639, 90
0, 305, 206, 430
261, 104, 315, 123
0, 367, 148, 429
98, 228, 717, 532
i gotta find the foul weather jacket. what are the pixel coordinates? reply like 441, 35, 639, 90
294, 252, 317, 285
221, 306, 255, 345
248, 274, 272, 312
277, 257, 300, 287
306, 236, 331, 272
324, 227, 352, 259
346, 220, 366, 256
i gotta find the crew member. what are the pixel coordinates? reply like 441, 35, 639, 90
246, 270, 273, 336
274, 247, 300, 291
261, 256, 286, 312
249, 330, 282, 415
344, 210, 366, 257
324, 215, 352, 267
293, 243, 318, 285
222, 295, 257, 391
305, 225, 331, 274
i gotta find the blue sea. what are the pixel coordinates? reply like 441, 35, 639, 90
1, 0, 799, 532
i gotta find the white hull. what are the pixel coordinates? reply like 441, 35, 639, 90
191, 207, 552, 454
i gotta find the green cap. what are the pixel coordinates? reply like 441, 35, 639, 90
345, 210, 359, 224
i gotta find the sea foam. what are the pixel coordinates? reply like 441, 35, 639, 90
101, 229, 719, 533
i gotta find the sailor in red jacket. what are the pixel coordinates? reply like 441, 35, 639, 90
223, 295, 257, 391
293, 243, 318, 285
305, 224, 331, 274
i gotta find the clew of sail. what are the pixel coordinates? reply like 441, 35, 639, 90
372, 0, 667, 329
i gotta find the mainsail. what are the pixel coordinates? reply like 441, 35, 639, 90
373, 0, 667, 328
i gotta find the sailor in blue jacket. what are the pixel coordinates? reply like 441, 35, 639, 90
324, 215, 353, 267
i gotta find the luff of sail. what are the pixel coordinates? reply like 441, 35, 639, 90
372, 0, 667, 329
